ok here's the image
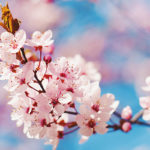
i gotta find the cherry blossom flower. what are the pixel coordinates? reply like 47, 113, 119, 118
142, 76, 150, 91
69, 55, 101, 82
76, 105, 108, 136
0, 30, 26, 53
4, 62, 34, 92
0, 48, 19, 64
140, 76, 150, 121
121, 106, 132, 120
27, 30, 54, 51
139, 97, 150, 120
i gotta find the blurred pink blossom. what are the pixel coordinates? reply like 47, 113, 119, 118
121, 106, 132, 120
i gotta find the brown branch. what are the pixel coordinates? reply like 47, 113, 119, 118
20, 48, 28, 64
33, 70, 46, 93
27, 83, 40, 93
64, 111, 78, 115
109, 109, 148, 132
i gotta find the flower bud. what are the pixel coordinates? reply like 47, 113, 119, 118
121, 122, 132, 133
44, 55, 52, 64
121, 106, 132, 120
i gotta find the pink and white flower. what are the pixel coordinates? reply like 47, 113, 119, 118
140, 76, 150, 121
76, 105, 108, 136
0, 30, 26, 53
27, 30, 54, 50
139, 96, 150, 120
69, 55, 101, 82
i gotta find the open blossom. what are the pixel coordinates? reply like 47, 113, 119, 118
76, 83, 119, 137
0, 62, 20, 80
69, 55, 101, 82
140, 76, 150, 121
139, 96, 150, 120
142, 76, 150, 91
76, 105, 108, 137
0, 30, 26, 53
4, 62, 34, 92
27, 30, 54, 50
121, 106, 132, 120
0, 48, 19, 64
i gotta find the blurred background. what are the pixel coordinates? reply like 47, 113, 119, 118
1, 0, 150, 149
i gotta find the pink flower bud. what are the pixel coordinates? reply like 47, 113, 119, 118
44, 55, 52, 64
121, 106, 132, 120
121, 122, 132, 133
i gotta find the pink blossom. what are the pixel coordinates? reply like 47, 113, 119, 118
0, 30, 26, 53
121, 106, 132, 120
69, 55, 101, 82
140, 76, 150, 121
76, 106, 108, 136
4, 62, 34, 92
139, 96, 150, 120
27, 30, 54, 50
142, 76, 150, 91
76, 91, 119, 137
0, 62, 19, 80
140, 97, 150, 109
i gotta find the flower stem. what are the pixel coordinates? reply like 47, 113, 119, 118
64, 111, 78, 115
20, 47, 28, 64
33, 70, 46, 93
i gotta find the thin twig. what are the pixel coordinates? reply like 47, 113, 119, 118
113, 111, 121, 118
33, 70, 46, 93
20, 48, 28, 63
27, 83, 41, 93
64, 111, 78, 115
132, 120, 150, 127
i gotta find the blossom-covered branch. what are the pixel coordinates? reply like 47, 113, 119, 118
0, 3, 150, 150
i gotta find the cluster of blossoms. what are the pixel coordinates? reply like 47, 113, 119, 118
2, 2, 150, 150
0, 29, 119, 149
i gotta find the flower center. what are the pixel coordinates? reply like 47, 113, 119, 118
60, 73, 67, 78
87, 119, 96, 128
66, 87, 74, 93
40, 118, 47, 127
51, 98, 59, 106
92, 104, 99, 112
11, 41, 18, 49
20, 78, 26, 85
10, 64, 19, 73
